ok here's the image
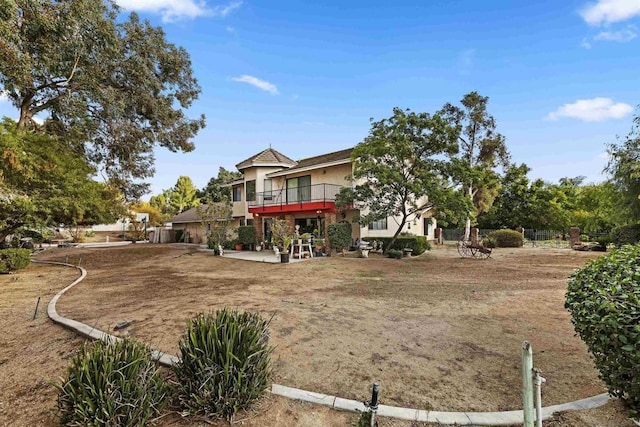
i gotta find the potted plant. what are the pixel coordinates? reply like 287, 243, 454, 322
280, 235, 292, 263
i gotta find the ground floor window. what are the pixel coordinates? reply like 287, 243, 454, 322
294, 217, 322, 236
368, 218, 387, 230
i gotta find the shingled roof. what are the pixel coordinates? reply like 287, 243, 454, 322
235, 148, 297, 170
166, 206, 203, 224
273, 147, 354, 174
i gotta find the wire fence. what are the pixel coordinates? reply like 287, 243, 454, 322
442, 228, 611, 248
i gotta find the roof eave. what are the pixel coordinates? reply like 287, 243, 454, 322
266, 158, 352, 178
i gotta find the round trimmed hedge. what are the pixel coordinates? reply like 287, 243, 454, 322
486, 229, 523, 247
565, 244, 640, 419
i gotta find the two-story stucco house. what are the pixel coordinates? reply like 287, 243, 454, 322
227, 147, 437, 245
168, 147, 437, 245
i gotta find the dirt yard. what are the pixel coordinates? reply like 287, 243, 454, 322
0, 244, 635, 426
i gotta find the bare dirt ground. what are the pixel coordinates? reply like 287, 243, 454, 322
0, 243, 635, 426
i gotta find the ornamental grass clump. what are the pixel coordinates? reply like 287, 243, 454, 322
565, 244, 640, 420
55, 338, 168, 426
172, 309, 273, 422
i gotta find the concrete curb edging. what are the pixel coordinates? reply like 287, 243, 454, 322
36, 259, 612, 425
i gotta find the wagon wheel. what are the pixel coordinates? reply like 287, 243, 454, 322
472, 246, 491, 259
457, 237, 472, 258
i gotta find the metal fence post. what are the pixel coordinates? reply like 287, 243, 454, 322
522, 341, 534, 427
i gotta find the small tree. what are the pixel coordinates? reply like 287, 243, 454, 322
351, 107, 462, 251
197, 200, 233, 249
269, 218, 293, 251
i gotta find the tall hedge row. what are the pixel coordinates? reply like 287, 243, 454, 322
610, 224, 640, 247
566, 245, 640, 419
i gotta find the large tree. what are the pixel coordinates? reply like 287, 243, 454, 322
170, 176, 200, 214
0, 0, 205, 199
439, 92, 509, 238
0, 119, 122, 240
350, 107, 465, 251
477, 163, 532, 229
606, 107, 640, 223
198, 167, 242, 203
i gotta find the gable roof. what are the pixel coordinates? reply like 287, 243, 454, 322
266, 147, 354, 177
235, 148, 297, 170
166, 206, 202, 224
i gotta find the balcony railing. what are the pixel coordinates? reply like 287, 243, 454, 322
248, 183, 344, 209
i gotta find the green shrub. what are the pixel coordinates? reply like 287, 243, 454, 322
579, 233, 589, 242
387, 249, 403, 259
19, 228, 44, 243
481, 236, 497, 248
486, 229, 523, 247
374, 236, 430, 255
55, 338, 168, 426
565, 245, 640, 419
0, 248, 31, 273
610, 224, 640, 247
84, 230, 95, 237
173, 309, 273, 422
237, 225, 256, 248
328, 222, 352, 252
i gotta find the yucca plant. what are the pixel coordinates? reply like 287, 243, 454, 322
55, 338, 168, 426
172, 309, 273, 422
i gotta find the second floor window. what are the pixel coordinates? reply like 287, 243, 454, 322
368, 218, 387, 230
233, 186, 242, 202
264, 179, 273, 200
246, 180, 256, 202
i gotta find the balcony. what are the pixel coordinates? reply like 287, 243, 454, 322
248, 183, 345, 214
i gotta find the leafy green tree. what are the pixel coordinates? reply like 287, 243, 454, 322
477, 163, 532, 229
571, 182, 617, 232
351, 107, 465, 251
606, 108, 640, 222
129, 201, 164, 227
170, 176, 200, 214
0, 0, 205, 199
439, 92, 510, 237
0, 119, 122, 240
149, 189, 175, 218
198, 167, 242, 202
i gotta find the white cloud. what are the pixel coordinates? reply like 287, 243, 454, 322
226, 26, 235, 33
115, 0, 242, 22
594, 25, 637, 41
0, 91, 8, 102
580, 0, 640, 25
231, 75, 279, 95
212, 1, 243, 17
546, 97, 633, 122
580, 38, 593, 48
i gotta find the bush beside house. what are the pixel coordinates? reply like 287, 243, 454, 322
237, 225, 256, 249
327, 222, 352, 254
373, 236, 430, 255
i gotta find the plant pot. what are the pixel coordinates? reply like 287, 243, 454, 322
280, 253, 290, 263
235, 244, 243, 251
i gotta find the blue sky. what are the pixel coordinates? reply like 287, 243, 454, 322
2, 0, 639, 197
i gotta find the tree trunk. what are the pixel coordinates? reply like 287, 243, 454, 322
384, 216, 408, 255
464, 184, 473, 240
